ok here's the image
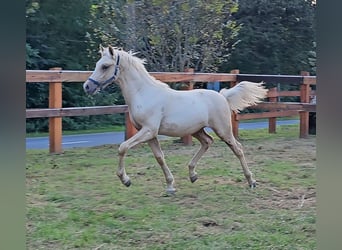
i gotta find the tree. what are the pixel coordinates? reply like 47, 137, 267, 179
26, 0, 316, 132
123, 0, 240, 72
26, 0, 95, 70
223, 0, 316, 75
86, 0, 126, 63
26, 0, 124, 132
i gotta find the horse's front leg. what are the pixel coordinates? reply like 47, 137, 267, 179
117, 127, 156, 187
148, 138, 176, 194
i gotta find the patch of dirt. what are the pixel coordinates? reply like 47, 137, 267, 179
167, 136, 316, 211
200, 218, 219, 227
251, 185, 316, 210
244, 137, 316, 166
243, 137, 317, 210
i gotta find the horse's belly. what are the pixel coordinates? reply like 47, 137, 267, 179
158, 116, 207, 137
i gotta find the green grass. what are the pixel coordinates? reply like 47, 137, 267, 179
27, 125, 316, 249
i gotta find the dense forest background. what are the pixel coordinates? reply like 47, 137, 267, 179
26, 0, 316, 132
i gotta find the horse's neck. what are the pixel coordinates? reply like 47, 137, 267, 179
117, 67, 157, 106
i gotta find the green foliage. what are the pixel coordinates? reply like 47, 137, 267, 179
124, 0, 240, 72
224, 0, 316, 74
26, 0, 95, 70
26, 43, 40, 69
26, 0, 316, 132
308, 42, 316, 73
86, 0, 126, 63
26, 0, 126, 132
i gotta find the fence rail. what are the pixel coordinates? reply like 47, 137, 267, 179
26, 69, 316, 153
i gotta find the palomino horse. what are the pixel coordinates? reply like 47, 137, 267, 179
83, 45, 268, 193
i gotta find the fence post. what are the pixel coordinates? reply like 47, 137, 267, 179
268, 87, 278, 133
49, 67, 63, 154
181, 68, 195, 145
299, 71, 310, 138
230, 69, 239, 138
125, 112, 138, 140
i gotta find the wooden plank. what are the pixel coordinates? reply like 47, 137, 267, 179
49, 68, 63, 153
267, 90, 301, 98
236, 110, 299, 120
299, 111, 309, 138
125, 112, 138, 140
230, 69, 240, 138
26, 105, 129, 118
254, 102, 316, 112
60, 71, 92, 82
237, 74, 304, 84
150, 72, 236, 83
27, 71, 237, 83
26, 70, 62, 82
181, 69, 194, 145
26, 70, 92, 83
192, 73, 236, 82
268, 87, 277, 133
49, 116, 62, 153
49, 84, 62, 108
299, 72, 311, 138
300, 85, 311, 103
27, 70, 316, 86
268, 117, 277, 133
150, 72, 195, 83
303, 76, 316, 85
300, 72, 311, 137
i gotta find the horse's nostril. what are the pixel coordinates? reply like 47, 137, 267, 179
85, 85, 89, 90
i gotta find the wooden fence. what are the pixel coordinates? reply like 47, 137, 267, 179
26, 69, 316, 153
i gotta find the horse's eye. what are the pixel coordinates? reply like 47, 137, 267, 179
102, 65, 110, 70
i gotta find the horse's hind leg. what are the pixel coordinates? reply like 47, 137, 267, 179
188, 128, 214, 183
214, 128, 256, 188
226, 139, 256, 188
148, 138, 176, 194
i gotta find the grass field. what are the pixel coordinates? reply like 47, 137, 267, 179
26, 125, 316, 249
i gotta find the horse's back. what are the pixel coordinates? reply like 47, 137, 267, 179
182, 89, 230, 114
157, 88, 231, 136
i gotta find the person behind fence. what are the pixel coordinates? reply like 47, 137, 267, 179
207, 81, 220, 92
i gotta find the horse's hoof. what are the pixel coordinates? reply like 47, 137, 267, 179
249, 181, 257, 189
190, 175, 198, 183
166, 188, 176, 195
124, 180, 131, 187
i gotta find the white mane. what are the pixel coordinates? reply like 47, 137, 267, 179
114, 48, 170, 89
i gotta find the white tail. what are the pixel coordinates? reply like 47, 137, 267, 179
219, 81, 268, 113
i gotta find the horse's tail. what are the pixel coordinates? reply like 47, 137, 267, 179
219, 81, 268, 113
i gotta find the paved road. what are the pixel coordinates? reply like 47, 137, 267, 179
26, 119, 299, 150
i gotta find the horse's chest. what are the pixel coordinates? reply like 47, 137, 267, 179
128, 103, 159, 127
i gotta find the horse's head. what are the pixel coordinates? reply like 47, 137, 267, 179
83, 45, 120, 95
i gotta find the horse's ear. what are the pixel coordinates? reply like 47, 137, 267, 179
108, 45, 114, 56
98, 44, 105, 56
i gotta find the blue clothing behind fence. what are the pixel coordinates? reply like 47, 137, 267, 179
207, 81, 220, 92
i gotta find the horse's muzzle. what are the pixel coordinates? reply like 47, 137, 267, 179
83, 81, 97, 95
